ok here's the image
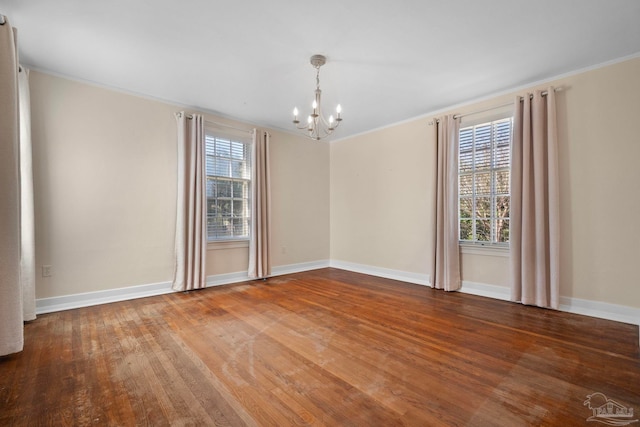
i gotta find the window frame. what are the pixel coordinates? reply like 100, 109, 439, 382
458, 114, 513, 249
204, 127, 253, 244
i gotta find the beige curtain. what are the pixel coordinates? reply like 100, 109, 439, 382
432, 115, 461, 291
248, 130, 271, 279
0, 16, 24, 356
510, 89, 560, 309
19, 67, 36, 322
172, 112, 207, 291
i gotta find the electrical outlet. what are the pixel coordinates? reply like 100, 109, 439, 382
42, 265, 52, 277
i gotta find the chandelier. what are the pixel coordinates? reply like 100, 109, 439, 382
292, 54, 342, 140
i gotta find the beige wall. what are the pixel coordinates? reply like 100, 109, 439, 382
269, 130, 330, 266
30, 71, 329, 299
330, 119, 436, 274
330, 56, 640, 308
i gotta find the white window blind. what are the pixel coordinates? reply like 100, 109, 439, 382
459, 117, 512, 244
205, 131, 252, 241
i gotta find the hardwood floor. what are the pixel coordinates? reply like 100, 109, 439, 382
1, 268, 638, 426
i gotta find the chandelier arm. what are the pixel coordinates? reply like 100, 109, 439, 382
301, 126, 335, 141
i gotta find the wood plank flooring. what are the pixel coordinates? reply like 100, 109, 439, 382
1, 268, 638, 426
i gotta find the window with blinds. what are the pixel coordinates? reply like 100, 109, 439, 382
205, 131, 252, 241
459, 117, 512, 244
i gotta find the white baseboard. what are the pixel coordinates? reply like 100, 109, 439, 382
206, 271, 251, 287
204, 260, 331, 287
558, 296, 640, 327
460, 280, 511, 301
272, 259, 330, 276
460, 281, 639, 326
36, 281, 175, 314
329, 260, 431, 286
35, 260, 331, 315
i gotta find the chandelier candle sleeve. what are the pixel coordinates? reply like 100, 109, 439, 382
292, 54, 343, 141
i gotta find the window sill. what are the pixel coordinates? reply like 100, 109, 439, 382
459, 242, 509, 257
207, 240, 249, 250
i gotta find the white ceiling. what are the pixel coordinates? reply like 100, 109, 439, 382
2, 0, 640, 139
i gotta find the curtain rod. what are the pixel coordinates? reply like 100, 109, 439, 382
430, 87, 563, 125
452, 101, 512, 121
176, 112, 253, 134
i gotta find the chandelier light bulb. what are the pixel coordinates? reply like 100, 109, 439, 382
336, 104, 342, 114
293, 107, 298, 116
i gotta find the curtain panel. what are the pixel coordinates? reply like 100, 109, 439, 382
432, 115, 461, 291
19, 67, 36, 322
0, 16, 24, 356
172, 112, 207, 291
510, 89, 560, 309
248, 130, 271, 279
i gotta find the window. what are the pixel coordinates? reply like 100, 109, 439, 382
459, 117, 512, 244
205, 130, 252, 241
